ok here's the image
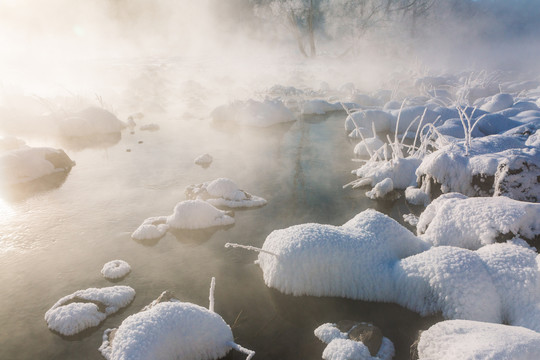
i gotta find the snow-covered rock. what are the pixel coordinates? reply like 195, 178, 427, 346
417, 320, 540, 360
389, 106, 440, 133
480, 93, 514, 113
140, 123, 160, 131
99, 284, 254, 360
45, 286, 135, 336
194, 153, 213, 167
353, 137, 385, 158
417, 193, 540, 249
365, 177, 393, 199
101, 260, 131, 280
167, 200, 234, 230
351, 157, 422, 190
301, 100, 342, 115
212, 99, 295, 127
58, 107, 125, 137
0, 146, 75, 186
185, 178, 267, 208
131, 218, 169, 241
344, 110, 393, 134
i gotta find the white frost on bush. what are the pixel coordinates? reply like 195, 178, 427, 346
417, 193, 540, 249
101, 260, 131, 280
0, 146, 74, 185
186, 178, 267, 208
45, 286, 135, 336
212, 99, 295, 127
365, 178, 393, 199
417, 320, 540, 360
194, 153, 213, 166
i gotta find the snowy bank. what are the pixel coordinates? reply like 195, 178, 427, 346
185, 178, 267, 208
45, 286, 135, 336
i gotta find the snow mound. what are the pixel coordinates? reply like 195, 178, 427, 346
417, 194, 540, 249
167, 200, 234, 229
0, 146, 75, 186
257, 209, 429, 300
351, 157, 422, 190
59, 107, 125, 137
417, 320, 540, 360
45, 286, 135, 336
186, 178, 267, 208
365, 178, 393, 199
480, 93, 514, 113
301, 100, 342, 115
353, 137, 385, 158
101, 260, 131, 280
140, 123, 160, 131
212, 99, 295, 127
131, 220, 169, 241
344, 110, 393, 134
99, 285, 255, 360
194, 153, 213, 166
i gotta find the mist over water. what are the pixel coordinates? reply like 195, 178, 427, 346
1, 1, 540, 360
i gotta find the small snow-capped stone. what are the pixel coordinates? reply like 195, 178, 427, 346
101, 260, 131, 280
167, 200, 234, 229
194, 153, 213, 166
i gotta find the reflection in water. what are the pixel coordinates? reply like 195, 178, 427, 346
59, 133, 122, 151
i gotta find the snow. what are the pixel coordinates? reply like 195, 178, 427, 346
256, 209, 429, 300
166, 200, 235, 229
480, 93, 514, 113
140, 123, 160, 131
417, 320, 540, 360
212, 99, 295, 127
101, 260, 131, 280
405, 186, 430, 206
344, 110, 393, 134
45, 286, 135, 336
186, 178, 267, 208
314, 323, 395, 360
417, 193, 540, 249
365, 177, 393, 199
100, 301, 235, 360
131, 221, 169, 241
0, 146, 74, 186
351, 157, 422, 190
353, 137, 385, 158
194, 153, 213, 166
58, 107, 125, 137
301, 100, 342, 115
403, 213, 419, 226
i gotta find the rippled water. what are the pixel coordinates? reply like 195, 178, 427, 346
0, 105, 437, 359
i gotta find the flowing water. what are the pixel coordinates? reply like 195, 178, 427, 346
0, 65, 439, 359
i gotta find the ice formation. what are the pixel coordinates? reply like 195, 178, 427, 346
58, 107, 125, 137
230, 210, 540, 332
0, 146, 75, 186
101, 260, 131, 280
186, 178, 267, 208
212, 99, 295, 127
194, 153, 213, 166
417, 193, 540, 249
45, 286, 135, 336
314, 322, 395, 360
417, 320, 540, 360
99, 280, 255, 360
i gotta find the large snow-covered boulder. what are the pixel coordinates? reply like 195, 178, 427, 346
99, 287, 255, 360
45, 286, 135, 336
58, 107, 125, 137
417, 320, 540, 360
185, 178, 267, 208
417, 193, 540, 249
212, 99, 295, 127
0, 146, 74, 186
256, 209, 429, 300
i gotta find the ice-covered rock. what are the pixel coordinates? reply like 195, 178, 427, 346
315, 321, 395, 360
416, 134, 539, 200
0, 146, 75, 186
301, 100, 342, 115
101, 260, 131, 280
45, 286, 135, 336
194, 153, 213, 167
417, 193, 540, 249
58, 107, 125, 137
167, 200, 235, 229
212, 99, 295, 127
99, 282, 255, 360
185, 178, 267, 208
131, 218, 169, 241
417, 320, 540, 360
480, 93, 514, 113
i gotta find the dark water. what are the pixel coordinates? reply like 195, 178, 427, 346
0, 111, 436, 360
